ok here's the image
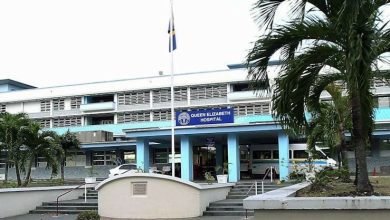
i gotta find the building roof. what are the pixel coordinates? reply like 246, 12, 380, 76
227, 60, 282, 69
0, 79, 36, 89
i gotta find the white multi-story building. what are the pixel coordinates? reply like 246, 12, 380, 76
1, 64, 390, 181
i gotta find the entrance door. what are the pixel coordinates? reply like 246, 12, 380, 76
193, 146, 216, 180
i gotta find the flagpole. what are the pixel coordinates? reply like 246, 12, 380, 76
170, 0, 175, 177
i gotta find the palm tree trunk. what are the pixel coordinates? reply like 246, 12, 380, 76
14, 161, 22, 187
351, 94, 373, 193
23, 157, 34, 187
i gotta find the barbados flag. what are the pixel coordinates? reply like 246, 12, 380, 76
168, 17, 177, 52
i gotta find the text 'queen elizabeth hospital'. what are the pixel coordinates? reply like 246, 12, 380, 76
1, 63, 390, 182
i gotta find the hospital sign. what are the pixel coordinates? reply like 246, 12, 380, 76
176, 108, 234, 126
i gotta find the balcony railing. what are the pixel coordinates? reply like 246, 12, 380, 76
80, 102, 115, 112
227, 90, 269, 101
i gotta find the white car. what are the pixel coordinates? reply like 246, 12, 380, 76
109, 163, 138, 177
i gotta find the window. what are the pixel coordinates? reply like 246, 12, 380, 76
92, 151, 116, 166
40, 100, 51, 112
52, 99, 65, 111
152, 88, 187, 103
252, 150, 272, 160
234, 103, 270, 116
65, 151, 86, 167
0, 151, 6, 168
273, 150, 279, 159
34, 119, 51, 128
293, 150, 309, 159
231, 83, 250, 92
117, 112, 150, 123
118, 91, 150, 105
0, 104, 6, 113
124, 150, 136, 163
152, 110, 172, 121
71, 97, 82, 109
53, 117, 82, 127
36, 155, 47, 167
153, 148, 169, 164
190, 85, 227, 100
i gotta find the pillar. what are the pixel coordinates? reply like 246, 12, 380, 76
180, 135, 193, 181
278, 133, 289, 180
228, 133, 240, 182
136, 139, 149, 173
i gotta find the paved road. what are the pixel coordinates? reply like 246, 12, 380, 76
4, 214, 254, 220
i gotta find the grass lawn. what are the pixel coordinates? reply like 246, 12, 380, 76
296, 176, 390, 197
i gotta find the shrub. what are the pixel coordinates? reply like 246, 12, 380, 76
77, 211, 99, 220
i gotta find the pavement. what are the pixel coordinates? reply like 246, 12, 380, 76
3, 214, 254, 220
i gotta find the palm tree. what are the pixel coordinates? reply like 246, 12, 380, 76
19, 122, 64, 186
57, 130, 80, 181
247, 0, 390, 193
306, 84, 351, 172
0, 112, 30, 186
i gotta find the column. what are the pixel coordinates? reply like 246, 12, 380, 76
215, 144, 223, 168
181, 135, 193, 181
228, 133, 240, 182
278, 133, 289, 180
136, 139, 150, 173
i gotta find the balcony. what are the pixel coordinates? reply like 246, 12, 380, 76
227, 90, 268, 101
80, 102, 115, 112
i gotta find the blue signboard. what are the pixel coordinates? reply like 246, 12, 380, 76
176, 108, 234, 126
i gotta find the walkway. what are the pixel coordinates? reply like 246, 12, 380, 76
4, 214, 254, 220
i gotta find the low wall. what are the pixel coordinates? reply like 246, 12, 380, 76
96, 173, 233, 219
0, 185, 86, 218
244, 182, 390, 220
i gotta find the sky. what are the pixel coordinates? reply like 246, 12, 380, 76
0, 0, 260, 88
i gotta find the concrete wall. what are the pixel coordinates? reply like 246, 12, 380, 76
0, 186, 85, 218
245, 183, 390, 220
254, 210, 390, 220
97, 173, 232, 219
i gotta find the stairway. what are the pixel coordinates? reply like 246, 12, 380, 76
203, 180, 290, 216
29, 189, 98, 214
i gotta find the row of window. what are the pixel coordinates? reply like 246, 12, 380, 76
53, 117, 82, 127
40, 97, 82, 112
0, 104, 5, 113
33, 103, 271, 127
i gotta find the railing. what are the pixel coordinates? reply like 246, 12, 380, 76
245, 166, 275, 219
262, 166, 274, 182
56, 183, 85, 216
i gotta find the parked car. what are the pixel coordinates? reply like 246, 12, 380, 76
109, 163, 138, 177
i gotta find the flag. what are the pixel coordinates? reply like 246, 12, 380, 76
168, 18, 177, 52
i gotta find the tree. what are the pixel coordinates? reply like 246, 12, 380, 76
306, 84, 351, 172
247, 0, 390, 193
19, 122, 64, 186
0, 112, 30, 186
57, 130, 80, 181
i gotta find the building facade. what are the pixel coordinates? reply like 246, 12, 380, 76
1, 65, 390, 181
